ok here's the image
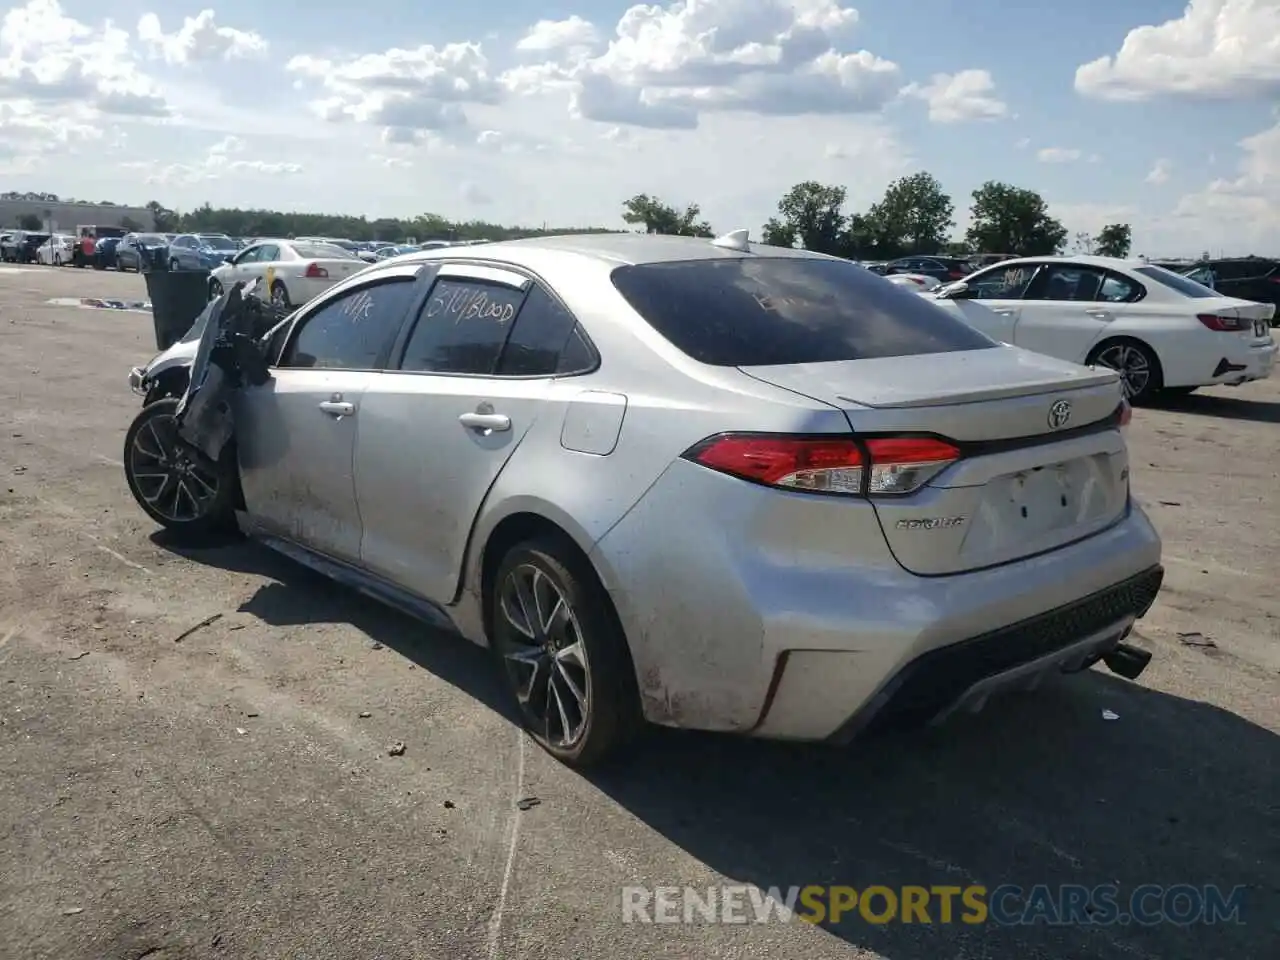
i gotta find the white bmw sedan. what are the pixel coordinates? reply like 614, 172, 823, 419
930, 256, 1277, 403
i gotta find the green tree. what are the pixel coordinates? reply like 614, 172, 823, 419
17, 213, 41, 230
772, 181, 847, 254
120, 216, 143, 232
1094, 223, 1132, 258
146, 200, 179, 232
965, 182, 1067, 256
621, 194, 712, 236
760, 217, 796, 248
865, 172, 954, 255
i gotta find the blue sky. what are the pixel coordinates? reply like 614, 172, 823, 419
3, 0, 1278, 255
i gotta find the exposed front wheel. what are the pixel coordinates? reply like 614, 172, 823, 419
168, 258, 180, 272
209, 279, 224, 300
490, 539, 642, 768
1089, 339, 1162, 405
270, 281, 291, 310
123, 397, 240, 540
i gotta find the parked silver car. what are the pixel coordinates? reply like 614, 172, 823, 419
122, 232, 1164, 767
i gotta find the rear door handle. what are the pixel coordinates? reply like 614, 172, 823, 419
458, 412, 511, 433
1086, 309, 1112, 319
318, 400, 354, 417
993, 308, 1017, 316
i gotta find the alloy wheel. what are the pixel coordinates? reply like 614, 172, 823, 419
497, 563, 591, 748
127, 412, 220, 523
1094, 344, 1150, 400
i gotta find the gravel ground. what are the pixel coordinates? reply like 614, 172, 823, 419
0, 264, 1276, 960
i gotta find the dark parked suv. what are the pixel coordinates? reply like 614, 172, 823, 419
1, 230, 50, 263
1179, 257, 1280, 325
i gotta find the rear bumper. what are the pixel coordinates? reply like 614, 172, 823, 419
1207, 340, 1276, 385
592, 459, 1163, 739
823, 565, 1162, 743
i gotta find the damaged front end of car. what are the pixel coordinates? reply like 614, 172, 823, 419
130, 277, 285, 456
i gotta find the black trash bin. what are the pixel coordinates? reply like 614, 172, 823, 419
144, 268, 212, 350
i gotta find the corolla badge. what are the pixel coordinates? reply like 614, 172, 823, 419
1047, 399, 1072, 430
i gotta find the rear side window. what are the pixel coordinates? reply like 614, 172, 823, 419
496, 285, 595, 376
610, 257, 995, 366
1132, 266, 1219, 299
282, 278, 418, 369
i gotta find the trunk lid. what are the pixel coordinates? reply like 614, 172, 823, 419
1203, 298, 1276, 339
740, 346, 1131, 576
308, 258, 364, 279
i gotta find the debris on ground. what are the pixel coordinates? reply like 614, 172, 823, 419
172, 613, 223, 643
443, 799, 455, 809
61, 907, 84, 916
245, 712, 259, 718
67, 651, 90, 661
1158, 500, 1182, 507
1101, 709, 1120, 721
387, 741, 406, 756
369, 641, 384, 651
516, 796, 541, 811
1177, 631, 1217, 648
358, 711, 372, 719
235, 728, 247, 736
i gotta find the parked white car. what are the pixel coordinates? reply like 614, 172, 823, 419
930, 256, 1277, 403
207, 239, 367, 309
35, 234, 74, 266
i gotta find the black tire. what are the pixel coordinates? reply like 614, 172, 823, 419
270, 281, 291, 310
490, 537, 642, 767
169, 258, 180, 272
123, 397, 240, 540
1160, 386, 1198, 399
1088, 338, 1163, 405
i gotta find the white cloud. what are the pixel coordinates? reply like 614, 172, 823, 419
136, 10, 267, 64
1037, 147, 1082, 163
1075, 0, 1280, 101
125, 137, 302, 185
1015, 137, 1030, 149
903, 69, 1008, 123
286, 42, 501, 142
1171, 121, 1280, 251
1146, 158, 1173, 184
460, 181, 492, 205
0, 0, 169, 119
516, 16, 600, 55
511, 0, 902, 129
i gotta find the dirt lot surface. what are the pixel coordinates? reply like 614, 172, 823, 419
1, 265, 1277, 960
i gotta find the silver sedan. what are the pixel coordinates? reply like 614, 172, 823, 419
122, 231, 1164, 767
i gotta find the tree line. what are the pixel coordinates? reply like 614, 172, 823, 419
622, 174, 1134, 260
5, 177, 1134, 259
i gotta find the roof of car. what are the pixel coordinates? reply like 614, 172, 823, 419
395, 231, 823, 270
993, 255, 1144, 270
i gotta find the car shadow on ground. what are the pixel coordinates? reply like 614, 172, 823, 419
148, 530, 515, 722
594, 674, 1279, 959
1155, 392, 1280, 424
150, 531, 1278, 960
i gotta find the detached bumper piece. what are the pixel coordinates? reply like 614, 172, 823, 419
828, 565, 1164, 744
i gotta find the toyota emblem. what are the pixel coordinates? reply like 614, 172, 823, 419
1047, 399, 1072, 429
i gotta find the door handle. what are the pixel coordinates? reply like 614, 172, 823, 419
458, 412, 511, 433
993, 308, 1017, 316
318, 400, 354, 417
1085, 309, 1112, 319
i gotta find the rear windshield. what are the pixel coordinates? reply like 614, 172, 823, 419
292, 242, 354, 259
610, 257, 996, 366
1133, 265, 1218, 299
199, 235, 237, 251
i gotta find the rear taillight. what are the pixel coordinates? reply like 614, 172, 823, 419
1118, 399, 1132, 427
305, 263, 328, 278
683, 434, 959, 496
1196, 313, 1247, 331
948, 270, 965, 279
